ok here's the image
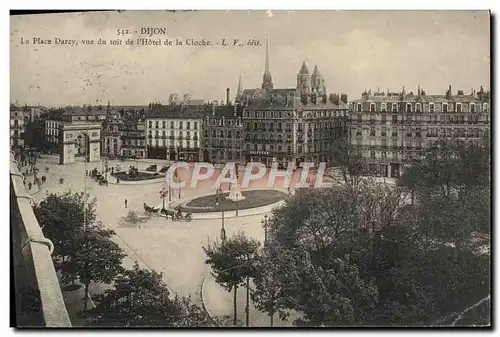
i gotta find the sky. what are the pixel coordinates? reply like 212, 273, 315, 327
10, 10, 490, 107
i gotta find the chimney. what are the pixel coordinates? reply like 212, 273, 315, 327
212, 103, 215, 116
341, 94, 348, 104
226, 88, 230, 106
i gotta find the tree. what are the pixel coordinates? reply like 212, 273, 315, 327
121, 210, 149, 228
23, 119, 46, 150
265, 173, 490, 326
330, 135, 364, 186
34, 191, 95, 268
60, 220, 126, 310
86, 263, 211, 327
251, 244, 291, 326
203, 232, 260, 326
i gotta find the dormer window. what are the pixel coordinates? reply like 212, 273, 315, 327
456, 103, 462, 113
392, 103, 398, 112
429, 103, 435, 113
483, 102, 488, 112
415, 103, 421, 113
442, 103, 448, 113
406, 103, 412, 113
370, 103, 376, 112
381, 103, 387, 112
357, 103, 362, 112
470, 103, 476, 113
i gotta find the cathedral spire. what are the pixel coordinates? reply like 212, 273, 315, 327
237, 73, 243, 98
261, 34, 273, 91
265, 35, 270, 75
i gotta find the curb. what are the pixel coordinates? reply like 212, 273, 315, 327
167, 188, 288, 220
199, 270, 220, 327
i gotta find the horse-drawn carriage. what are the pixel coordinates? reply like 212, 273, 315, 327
144, 202, 161, 214
143, 203, 192, 222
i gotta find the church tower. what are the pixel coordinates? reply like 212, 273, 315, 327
261, 35, 274, 91
236, 74, 243, 98
311, 65, 326, 95
296, 61, 311, 97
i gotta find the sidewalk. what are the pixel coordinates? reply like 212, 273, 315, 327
201, 271, 297, 327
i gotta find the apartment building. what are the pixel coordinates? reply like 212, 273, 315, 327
350, 86, 491, 178
145, 104, 203, 161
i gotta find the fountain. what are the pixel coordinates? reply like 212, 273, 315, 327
225, 183, 245, 202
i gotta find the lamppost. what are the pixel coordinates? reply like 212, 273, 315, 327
216, 188, 226, 242
159, 187, 168, 211
261, 214, 268, 245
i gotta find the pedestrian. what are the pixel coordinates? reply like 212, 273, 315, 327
28, 182, 32, 190
124, 198, 128, 208
86, 170, 88, 176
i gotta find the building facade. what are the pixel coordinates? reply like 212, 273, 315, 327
120, 120, 147, 158
200, 103, 245, 163
145, 104, 203, 161
45, 120, 62, 145
10, 106, 25, 150
350, 86, 491, 178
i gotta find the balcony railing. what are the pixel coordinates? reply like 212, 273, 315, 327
10, 151, 71, 327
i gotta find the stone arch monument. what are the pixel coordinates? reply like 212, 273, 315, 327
59, 123, 101, 165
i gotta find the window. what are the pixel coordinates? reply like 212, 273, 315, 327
406, 103, 412, 113
381, 103, 387, 112
392, 129, 398, 137
204, 130, 208, 137
381, 139, 387, 148
357, 103, 362, 112
392, 115, 398, 123
194, 122, 198, 129
483, 102, 488, 112
155, 121, 159, 128
370, 127, 376, 137
382, 115, 387, 123
179, 121, 183, 129
171, 121, 174, 128
162, 121, 166, 128
470, 103, 475, 113
456, 103, 462, 113
381, 151, 387, 158
212, 130, 216, 138
416, 103, 421, 113
356, 128, 362, 136
370, 151, 376, 159
416, 128, 421, 137
148, 121, 152, 128
442, 103, 448, 113
187, 122, 191, 129
370, 103, 376, 112
429, 103, 435, 113
392, 103, 398, 112
381, 127, 387, 137
219, 130, 224, 138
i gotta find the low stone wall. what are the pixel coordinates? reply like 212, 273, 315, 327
10, 152, 72, 327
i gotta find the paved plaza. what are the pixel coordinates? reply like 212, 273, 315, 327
33, 155, 293, 327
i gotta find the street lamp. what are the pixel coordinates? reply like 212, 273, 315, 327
261, 214, 268, 245
216, 188, 226, 242
159, 187, 168, 210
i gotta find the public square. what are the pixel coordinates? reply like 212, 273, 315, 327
32, 155, 297, 327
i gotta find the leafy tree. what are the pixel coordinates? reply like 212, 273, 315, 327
86, 263, 211, 327
60, 220, 126, 310
330, 135, 364, 186
121, 210, 149, 228
203, 232, 260, 326
34, 191, 96, 268
251, 244, 291, 326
